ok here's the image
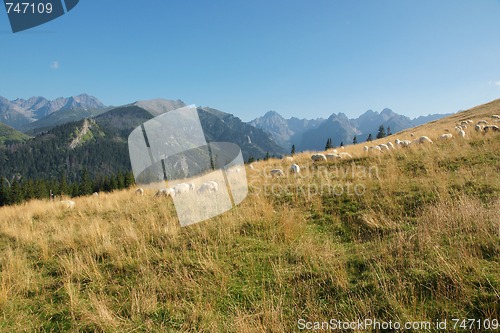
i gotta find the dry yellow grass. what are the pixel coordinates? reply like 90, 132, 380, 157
0, 101, 499, 332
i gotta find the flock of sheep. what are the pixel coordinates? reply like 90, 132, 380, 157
134, 180, 219, 198
59, 114, 499, 207
266, 114, 500, 178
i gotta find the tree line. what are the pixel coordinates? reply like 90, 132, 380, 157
0, 170, 135, 207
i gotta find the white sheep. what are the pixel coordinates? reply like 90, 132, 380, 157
378, 144, 390, 152
369, 146, 383, 152
339, 152, 352, 159
197, 181, 219, 194
155, 188, 175, 197
458, 130, 466, 138
477, 120, 488, 125
325, 153, 340, 160
289, 164, 300, 174
248, 164, 255, 170
311, 154, 327, 162
492, 115, 500, 119
484, 125, 500, 133
439, 133, 453, 140
387, 142, 395, 149
475, 124, 483, 132
363, 146, 369, 152
92, 192, 99, 197
417, 136, 433, 144
135, 188, 144, 196
60, 200, 75, 209
188, 183, 196, 191
454, 126, 462, 132
467, 119, 474, 124
270, 169, 285, 177
173, 183, 191, 195
460, 121, 469, 127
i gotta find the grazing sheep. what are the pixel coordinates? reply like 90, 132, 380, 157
135, 188, 144, 196
248, 164, 254, 170
326, 153, 340, 160
492, 115, 500, 119
401, 140, 412, 147
289, 164, 300, 174
197, 181, 219, 194
467, 119, 474, 124
387, 142, 395, 149
92, 192, 99, 197
484, 125, 500, 133
454, 126, 462, 132
462, 125, 467, 129
61, 200, 75, 209
369, 146, 383, 152
475, 124, 483, 132
311, 154, 327, 162
155, 188, 175, 197
439, 133, 453, 140
339, 152, 352, 159
460, 121, 469, 127
378, 144, 390, 152
477, 120, 488, 125
270, 169, 285, 177
188, 183, 196, 191
363, 146, 369, 152
417, 136, 433, 144
173, 183, 191, 195
458, 130, 466, 138
410, 133, 415, 137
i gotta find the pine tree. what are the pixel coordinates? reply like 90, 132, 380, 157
264, 152, 270, 161
291, 144, 296, 156
376, 125, 386, 139
59, 174, 69, 196
325, 138, 333, 150
79, 169, 93, 196
353, 135, 358, 144
367, 133, 373, 142
124, 172, 135, 188
387, 126, 392, 136
247, 156, 255, 164
0, 178, 10, 206
10, 179, 23, 204
340, 141, 344, 147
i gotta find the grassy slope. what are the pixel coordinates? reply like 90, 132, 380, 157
0, 101, 499, 332
0, 122, 30, 145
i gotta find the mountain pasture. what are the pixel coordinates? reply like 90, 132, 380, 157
0, 101, 499, 332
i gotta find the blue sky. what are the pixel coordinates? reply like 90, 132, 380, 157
1, 0, 500, 121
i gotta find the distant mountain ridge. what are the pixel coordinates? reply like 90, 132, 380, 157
0, 94, 106, 130
250, 109, 452, 151
0, 99, 285, 183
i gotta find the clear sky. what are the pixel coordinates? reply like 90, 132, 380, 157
1, 0, 500, 121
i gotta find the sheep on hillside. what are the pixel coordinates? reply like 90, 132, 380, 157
477, 120, 488, 125
325, 153, 339, 160
311, 154, 327, 162
198, 181, 219, 194
92, 192, 99, 197
475, 124, 483, 132
458, 130, 466, 138
492, 115, 500, 119
378, 144, 390, 152
135, 188, 144, 196
338, 152, 352, 159
417, 136, 433, 144
289, 164, 300, 174
484, 125, 499, 133
439, 133, 453, 140
155, 188, 175, 197
387, 142, 395, 149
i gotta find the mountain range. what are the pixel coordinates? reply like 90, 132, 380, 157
0, 94, 107, 131
249, 108, 452, 151
0, 98, 285, 182
0, 93, 453, 182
